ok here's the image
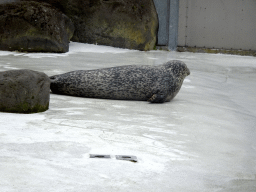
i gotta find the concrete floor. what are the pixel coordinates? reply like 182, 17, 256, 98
0, 42, 256, 192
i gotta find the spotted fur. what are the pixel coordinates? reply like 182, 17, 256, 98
50, 60, 190, 103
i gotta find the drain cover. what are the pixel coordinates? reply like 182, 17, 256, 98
90, 154, 111, 159
116, 155, 138, 162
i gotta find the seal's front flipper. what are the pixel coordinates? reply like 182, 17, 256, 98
148, 92, 167, 103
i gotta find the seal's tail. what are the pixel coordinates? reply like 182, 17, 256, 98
49, 75, 58, 82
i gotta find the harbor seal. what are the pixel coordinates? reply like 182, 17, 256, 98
50, 60, 190, 103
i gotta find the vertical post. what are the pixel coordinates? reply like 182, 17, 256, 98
168, 0, 179, 50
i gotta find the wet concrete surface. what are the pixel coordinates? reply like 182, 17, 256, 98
0, 43, 256, 191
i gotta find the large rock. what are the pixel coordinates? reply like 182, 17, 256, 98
0, 69, 50, 113
20, 0, 158, 51
0, 1, 74, 53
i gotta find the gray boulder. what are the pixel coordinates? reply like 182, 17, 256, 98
0, 1, 74, 53
20, 0, 158, 51
0, 69, 50, 113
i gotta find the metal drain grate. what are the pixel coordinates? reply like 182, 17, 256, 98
89, 154, 138, 162
90, 154, 111, 159
116, 155, 138, 162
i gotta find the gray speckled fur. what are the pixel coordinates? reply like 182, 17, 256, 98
50, 60, 190, 103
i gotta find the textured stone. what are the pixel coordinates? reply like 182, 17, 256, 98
0, 69, 50, 113
0, 1, 74, 53
20, 0, 158, 51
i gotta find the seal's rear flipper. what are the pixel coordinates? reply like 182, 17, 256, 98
49, 75, 56, 80
49, 75, 58, 83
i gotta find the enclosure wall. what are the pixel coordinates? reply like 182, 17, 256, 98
178, 0, 256, 51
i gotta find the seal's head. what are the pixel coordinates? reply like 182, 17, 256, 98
152, 60, 190, 103
163, 60, 190, 78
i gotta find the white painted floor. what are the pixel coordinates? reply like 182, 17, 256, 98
0, 42, 256, 192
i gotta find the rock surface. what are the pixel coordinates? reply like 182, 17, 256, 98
20, 0, 158, 51
0, 69, 51, 113
0, 1, 74, 53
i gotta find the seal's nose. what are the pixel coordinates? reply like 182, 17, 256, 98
187, 68, 190, 76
